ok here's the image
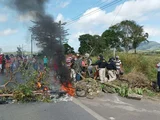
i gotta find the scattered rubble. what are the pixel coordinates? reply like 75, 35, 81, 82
75, 78, 102, 99
121, 71, 151, 89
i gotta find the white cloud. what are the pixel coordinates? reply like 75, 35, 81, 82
68, 32, 85, 52
72, 0, 160, 30
0, 28, 18, 36
55, 13, 65, 22
59, 1, 71, 8
144, 26, 160, 37
0, 14, 7, 22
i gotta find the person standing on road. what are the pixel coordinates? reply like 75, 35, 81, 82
1, 54, 5, 74
5, 55, 11, 77
10, 54, 16, 72
43, 56, 48, 68
0, 53, 3, 74
32, 55, 38, 71
72, 54, 83, 81
156, 62, 160, 91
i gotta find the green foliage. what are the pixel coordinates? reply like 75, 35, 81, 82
11, 61, 51, 102
118, 53, 157, 80
117, 83, 129, 97
78, 34, 105, 55
133, 88, 143, 95
143, 88, 156, 97
102, 28, 122, 49
63, 43, 75, 54
13, 84, 34, 102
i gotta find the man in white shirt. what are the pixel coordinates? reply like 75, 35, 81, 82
115, 56, 123, 79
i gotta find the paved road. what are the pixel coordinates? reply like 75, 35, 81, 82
0, 74, 98, 120
0, 102, 97, 120
79, 93, 160, 120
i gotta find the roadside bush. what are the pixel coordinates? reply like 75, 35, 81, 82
118, 53, 158, 81
92, 52, 159, 81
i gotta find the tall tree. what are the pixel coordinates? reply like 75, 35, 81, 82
131, 24, 149, 53
78, 34, 104, 55
116, 20, 134, 52
101, 27, 122, 50
63, 43, 75, 54
106, 20, 148, 53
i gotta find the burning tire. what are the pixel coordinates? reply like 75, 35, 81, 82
76, 88, 87, 97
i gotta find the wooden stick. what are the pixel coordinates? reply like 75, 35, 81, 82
0, 94, 13, 97
103, 82, 121, 90
77, 72, 85, 80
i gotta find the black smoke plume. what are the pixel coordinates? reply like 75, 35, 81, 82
3, 0, 70, 84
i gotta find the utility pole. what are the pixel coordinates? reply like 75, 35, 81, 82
59, 20, 67, 45
59, 20, 62, 45
22, 44, 23, 57
31, 34, 33, 56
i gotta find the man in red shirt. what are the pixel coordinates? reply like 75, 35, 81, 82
0, 54, 3, 73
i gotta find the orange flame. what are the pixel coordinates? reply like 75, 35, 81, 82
61, 82, 75, 96
37, 82, 42, 88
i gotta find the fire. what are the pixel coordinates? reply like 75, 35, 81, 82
37, 82, 42, 88
61, 82, 75, 96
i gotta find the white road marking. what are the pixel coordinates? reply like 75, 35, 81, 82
73, 98, 107, 120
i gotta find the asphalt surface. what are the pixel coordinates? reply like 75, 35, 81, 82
0, 102, 97, 120
79, 93, 160, 120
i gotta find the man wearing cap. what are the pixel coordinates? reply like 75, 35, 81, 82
72, 53, 83, 81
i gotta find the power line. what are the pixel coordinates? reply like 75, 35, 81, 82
111, 0, 126, 26
110, 0, 127, 26
66, 0, 123, 26
67, 0, 121, 25
66, 0, 109, 24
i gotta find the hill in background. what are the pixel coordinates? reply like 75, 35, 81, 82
137, 41, 160, 51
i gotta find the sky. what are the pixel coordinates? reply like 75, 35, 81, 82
0, 0, 160, 52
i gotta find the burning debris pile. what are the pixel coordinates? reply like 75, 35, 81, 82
0, 64, 73, 104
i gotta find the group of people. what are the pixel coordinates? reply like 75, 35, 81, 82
0, 53, 49, 77
66, 53, 123, 83
0, 53, 31, 76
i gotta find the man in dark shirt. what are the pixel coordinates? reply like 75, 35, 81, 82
92, 55, 108, 83
106, 58, 117, 82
